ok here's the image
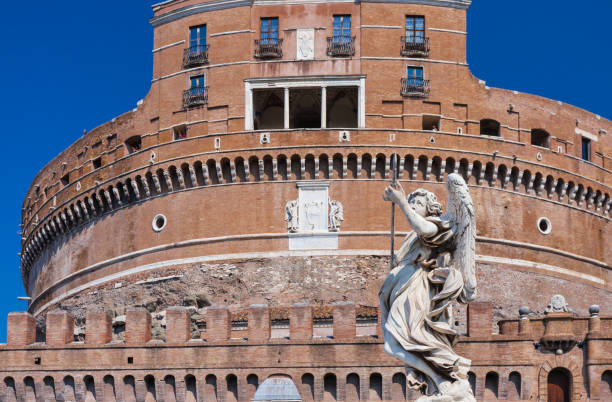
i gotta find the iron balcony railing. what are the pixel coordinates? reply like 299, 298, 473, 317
326, 36, 355, 57
182, 86, 209, 109
401, 36, 430, 57
182, 45, 209, 68
401, 78, 430, 97
254, 39, 283, 58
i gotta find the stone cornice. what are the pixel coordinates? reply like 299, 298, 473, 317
360, 0, 470, 9
150, 0, 471, 27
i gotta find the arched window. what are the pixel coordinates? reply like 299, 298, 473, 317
484, 372, 499, 399
531, 129, 551, 148
601, 371, 612, 400
508, 371, 521, 400
204, 375, 217, 401
346, 373, 360, 401
323, 373, 337, 401
548, 368, 570, 402
391, 373, 406, 401
83, 376, 96, 402
301, 373, 315, 401
480, 119, 500, 136
185, 375, 197, 402
123, 376, 136, 402
23, 377, 36, 402
468, 372, 476, 396
103, 375, 116, 402
63, 376, 76, 402
4, 377, 16, 402
43, 377, 56, 401
247, 374, 259, 401
164, 376, 176, 402
369, 373, 383, 401
144, 375, 156, 402
226, 374, 238, 402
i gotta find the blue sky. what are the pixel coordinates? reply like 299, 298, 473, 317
0, 1, 610, 342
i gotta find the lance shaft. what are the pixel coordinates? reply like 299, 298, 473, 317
390, 153, 398, 270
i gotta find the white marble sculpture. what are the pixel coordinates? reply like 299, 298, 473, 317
285, 200, 299, 233
380, 173, 477, 402
546, 294, 570, 313
328, 199, 344, 231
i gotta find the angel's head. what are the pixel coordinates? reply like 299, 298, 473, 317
407, 188, 443, 217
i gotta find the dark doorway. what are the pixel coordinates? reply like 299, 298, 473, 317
327, 86, 357, 128
290, 88, 321, 128
548, 368, 570, 402
254, 89, 284, 130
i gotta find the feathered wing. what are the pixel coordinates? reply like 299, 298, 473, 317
444, 173, 477, 303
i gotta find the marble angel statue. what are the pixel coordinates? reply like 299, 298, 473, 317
379, 173, 477, 401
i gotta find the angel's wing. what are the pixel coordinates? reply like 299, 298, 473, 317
444, 173, 477, 303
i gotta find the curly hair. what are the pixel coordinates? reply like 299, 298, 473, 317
407, 188, 444, 216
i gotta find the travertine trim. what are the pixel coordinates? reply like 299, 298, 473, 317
428, 27, 467, 35
150, 0, 251, 27
210, 29, 253, 37
152, 40, 185, 53
360, 0, 471, 9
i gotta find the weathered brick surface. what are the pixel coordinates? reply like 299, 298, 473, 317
126, 308, 152, 345
7, 312, 36, 346
290, 303, 313, 340
165, 306, 192, 343
6, 1, 612, 400
45, 310, 74, 346
85, 311, 112, 345
333, 302, 356, 339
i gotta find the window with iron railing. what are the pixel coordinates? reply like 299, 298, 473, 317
327, 15, 355, 56
183, 75, 208, 109
183, 25, 209, 68
401, 66, 429, 97
255, 17, 283, 58
402, 16, 429, 57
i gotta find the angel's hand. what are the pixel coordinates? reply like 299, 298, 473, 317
383, 183, 406, 204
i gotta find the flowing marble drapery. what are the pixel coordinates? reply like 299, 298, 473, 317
379, 216, 472, 396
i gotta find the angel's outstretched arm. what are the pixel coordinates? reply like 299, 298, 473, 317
383, 184, 437, 237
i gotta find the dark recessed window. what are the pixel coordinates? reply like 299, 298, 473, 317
125, 136, 142, 153
581, 137, 591, 161
61, 174, 70, 186
406, 16, 425, 44
174, 125, 187, 140
531, 129, 550, 148
127, 357, 134, 364
93, 157, 102, 170
34, 357, 41, 365
480, 119, 500, 136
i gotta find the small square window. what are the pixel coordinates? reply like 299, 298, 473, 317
127, 356, 134, 364
174, 125, 187, 140
581, 137, 591, 161
34, 357, 41, 365
422, 115, 440, 131
93, 157, 102, 170
125, 136, 142, 153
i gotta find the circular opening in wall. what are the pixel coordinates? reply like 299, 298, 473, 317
152, 214, 167, 232
537, 217, 551, 235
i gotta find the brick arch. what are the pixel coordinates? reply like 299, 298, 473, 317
538, 355, 584, 401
